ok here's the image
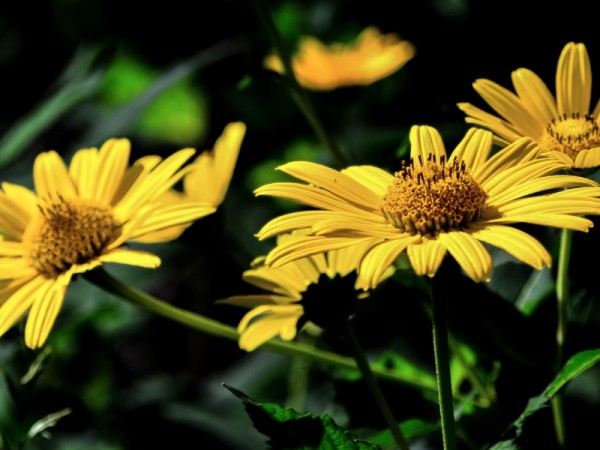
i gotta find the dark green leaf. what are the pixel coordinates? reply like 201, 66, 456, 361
224, 384, 380, 449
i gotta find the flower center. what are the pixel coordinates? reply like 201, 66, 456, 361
542, 113, 600, 159
381, 155, 488, 236
24, 196, 122, 277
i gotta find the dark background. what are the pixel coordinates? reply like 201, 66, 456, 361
0, 1, 599, 449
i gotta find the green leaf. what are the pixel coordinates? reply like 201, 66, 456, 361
26, 408, 72, 441
543, 348, 600, 397
223, 384, 380, 449
490, 349, 600, 449
368, 418, 439, 449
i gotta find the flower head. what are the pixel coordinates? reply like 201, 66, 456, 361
219, 232, 388, 351
458, 42, 600, 170
264, 26, 415, 91
0, 138, 215, 348
255, 126, 600, 289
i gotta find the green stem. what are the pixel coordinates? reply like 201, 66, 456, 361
552, 226, 572, 448
340, 316, 410, 450
249, 0, 348, 168
83, 267, 435, 391
431, 280, 457, 450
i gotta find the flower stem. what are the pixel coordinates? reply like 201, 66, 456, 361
83, 267, 434, 390
431, 279, 457, 450
339, 316, 410, 450
249, 0, 348, 168
552, 226, 572, 448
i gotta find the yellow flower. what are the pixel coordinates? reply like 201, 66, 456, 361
255, 126, 600, 289
264, 27, 415, 91
458, 42, 600, 170
0, 138, 216, 348
218, 233, 387, 351
135, 122, 246, 243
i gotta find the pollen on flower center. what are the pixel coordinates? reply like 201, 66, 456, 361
381, 155, 488, 236
542, 113, 600, 159
24, 196, 122, 278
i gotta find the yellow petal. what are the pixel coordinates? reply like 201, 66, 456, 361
99, 249, 161, 268
438, 231, 493, 282
407, 239, 447, 278
341, 165, 394, 197
556, 42, 591, 115
449, 128, 493, 171
25, 274, 69, 349
275, 161, 383, 209
358, 236, 419, 289
0, 275, 49, 338
34, 151, 77, 199
511, 68, 558, 123
409, 125, 446, 165
467, 223, 552, 269
472, 79, 544, 138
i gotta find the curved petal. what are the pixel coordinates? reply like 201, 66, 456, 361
185, 122, 245, 206
99, 249, 161, 268
34, 151, 77, 199
341, 165, 394, 197
556, 42, 591, 115
573, 147, 600, 169
511, 68, 558, 123
256, 182, 377, 213
358, 235, 420, 289
406, 238, 447, 278
457, 102, 524, 144
449, 128, 493, 171
0, 275, 49, 338
437, 231, 493, 282
276, 161, 383, 208
466, 223, 552, 269
95, 139, 132, 203
265, 236, 376, 268
25, 273, 70, 348
409, 125, 446, 165
472, 79, 544, 138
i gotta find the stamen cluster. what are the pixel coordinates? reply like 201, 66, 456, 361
381, 155, 488, 236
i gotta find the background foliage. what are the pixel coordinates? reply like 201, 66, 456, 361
0, 0, 599, 449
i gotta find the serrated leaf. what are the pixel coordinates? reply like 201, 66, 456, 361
224, 384, 379, 449
490, 349, 600, 449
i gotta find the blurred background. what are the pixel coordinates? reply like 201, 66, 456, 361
0, 0, 599, 449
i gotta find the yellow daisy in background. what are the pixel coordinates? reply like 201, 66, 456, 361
0, 138, 216, 349
135, 121, 246, 243
264, 26, 415, 91
218, 232, 387, 351
458, 42, 600, 169
255, 126, 600, 289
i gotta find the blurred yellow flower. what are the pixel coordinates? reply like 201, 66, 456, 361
264, 27, 415, 91
136, 121, 246, 243
219, 233, 387, 351
458, 42, 600, 170
0, 139, 215, 348
255, 126, 600, 288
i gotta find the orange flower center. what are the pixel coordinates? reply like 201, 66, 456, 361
381, 155, 488, 236
542, 113, 600, 159
23, 196, 121, 277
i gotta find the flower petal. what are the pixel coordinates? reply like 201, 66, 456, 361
407, 239, 447, 278
556, 42, 591, 115
34, 151, 77, 199
409, 125, 446, 165
438, 231, 493, 282
99, 249, 161, 268
359, 235, 420, 289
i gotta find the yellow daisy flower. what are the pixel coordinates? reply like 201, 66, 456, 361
0, 138, 216, 349
264, 26, 415, 91
134, 121, 246, 243
458, 42, 600, 169
254, 126, 600, 289
218, 232, 387, 351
